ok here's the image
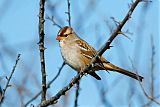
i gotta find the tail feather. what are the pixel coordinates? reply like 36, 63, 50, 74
89, 72, 101, 80
104, 62, 143, 82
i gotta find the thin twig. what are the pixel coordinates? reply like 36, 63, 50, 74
150, 35, 155, 98
129, 58, 160, 105
138, 71, 160, 105
118, 31, 132, 41
98, 0, 140, 55
110, 17, 120, 27
66, 0, 71, 26
74, 79, 80, 107
38, 0, 46, 102
24, 62, 65, 107
143, 35, 157, 107
37, 0, 142, 106
47, 62, 65, 87
46, 16, 62, 29
0, 54, 21, 104
95, 81, 112, 107
143, 95, 160, 106
128, 87, 134, 107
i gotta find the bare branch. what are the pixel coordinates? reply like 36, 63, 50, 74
0, 54, 21, 104
65, 0, 71, 26
110, 17, 120, 27
98, 0, 141, 55
141, 0, 152, 2
138, 72, 160, 105
129, 58, 160, 105
38, 0, 46, 102
118, 31, 132, 41
74, 79, 80, 107
24, 62, 65, 107
37, 0, 142, 106
143, 35, 157, 106
46, 15, 62, 29
150, 35, 155, 98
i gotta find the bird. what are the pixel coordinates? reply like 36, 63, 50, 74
56, 26, 143, 82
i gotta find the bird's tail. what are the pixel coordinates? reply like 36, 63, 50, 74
103, 62, 143, 82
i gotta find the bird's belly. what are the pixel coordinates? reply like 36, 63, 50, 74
60, 46, 83, 71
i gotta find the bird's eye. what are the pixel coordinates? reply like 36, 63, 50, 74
63, 34, 68, 37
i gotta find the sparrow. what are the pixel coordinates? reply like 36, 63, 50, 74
56, 26, 143, 82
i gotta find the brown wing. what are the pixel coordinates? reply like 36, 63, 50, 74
75, 39, 107, 71
75, 39, 97, 57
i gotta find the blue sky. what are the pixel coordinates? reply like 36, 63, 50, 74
0, 0, 159, 107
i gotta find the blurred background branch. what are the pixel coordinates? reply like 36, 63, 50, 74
24, 62, 65, 106
0, 54, 21, 105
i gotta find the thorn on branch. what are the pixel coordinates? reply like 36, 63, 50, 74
65, 12, 69, 15
5, 76, 8, 81
108, 45, 114, 49
7, 84, 12, 88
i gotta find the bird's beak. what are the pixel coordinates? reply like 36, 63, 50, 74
56, 35, 62, 40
